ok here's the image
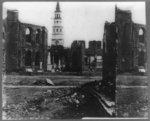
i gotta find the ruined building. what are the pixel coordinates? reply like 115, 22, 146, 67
85, 41, 103, 72
68, 40, 103, 74
102, 22, 117, 98
70, 40, 85, 74
103, 22, 117, 80
103, 6, 147, 73
3, 10, 48, 73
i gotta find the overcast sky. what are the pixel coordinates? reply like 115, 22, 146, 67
3, 2, 146, 47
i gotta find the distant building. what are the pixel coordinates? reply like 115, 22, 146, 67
89, 40, 102, 51
51, 2, 64, 46
103, 6, 147, 73
3, 10, 48, 73
68, 40, 103, 74
85, 40, 103, 72
48, 2, 64, 72
48, 2, 103, 74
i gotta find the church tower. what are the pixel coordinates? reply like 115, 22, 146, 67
52, 2, 64, 46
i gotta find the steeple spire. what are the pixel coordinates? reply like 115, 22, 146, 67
55, 2, 61, 12
52, 1, 64, 46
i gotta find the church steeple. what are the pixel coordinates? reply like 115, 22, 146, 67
55, 2, 61, 12
51, 1, 64, 46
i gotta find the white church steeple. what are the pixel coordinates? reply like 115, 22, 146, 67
51, 2, 64, 46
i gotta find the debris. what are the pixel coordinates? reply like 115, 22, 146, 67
25, 68, 33, 72
71, 92, 77, 97
47, 90, 52, 94
81, 95, 85, 98
46, 78, 54, 85
75, 99, 80, 104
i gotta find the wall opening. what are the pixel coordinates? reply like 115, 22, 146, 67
25, 27, 32, 43
138, 28, 144, 43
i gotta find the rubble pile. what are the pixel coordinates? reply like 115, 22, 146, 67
3, 87, 89, 119
81, 80, 115, 101
3, 80, 115, 119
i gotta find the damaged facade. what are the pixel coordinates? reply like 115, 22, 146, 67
48, 40, 103, 74
103, 6, 147, 73
3, 10, 48, 73
102, 22, 117, 81
70, 40, 85, 73
69, 40, 103, 73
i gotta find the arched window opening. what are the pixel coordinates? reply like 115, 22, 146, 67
139, 28, 144, 35
26, 28, 30, 35
138, 28, 144, 43
25, 28, 32, 43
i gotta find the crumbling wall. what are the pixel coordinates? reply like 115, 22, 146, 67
5, 10, 19, 72
115, 7, 146, 72
70, 40, 85, 74
102, 22, 117, 99
132, 23, 146, 70
89, 41, 102, 53
5, 10, 48, 72
115, 7, 133, 72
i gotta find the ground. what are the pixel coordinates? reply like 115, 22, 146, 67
116, 75, 148, 117
2, 74, 148, 119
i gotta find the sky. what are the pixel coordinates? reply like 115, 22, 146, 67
3, 2, 146, 47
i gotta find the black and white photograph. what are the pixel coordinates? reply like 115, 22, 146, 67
2, 1, 148, 119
